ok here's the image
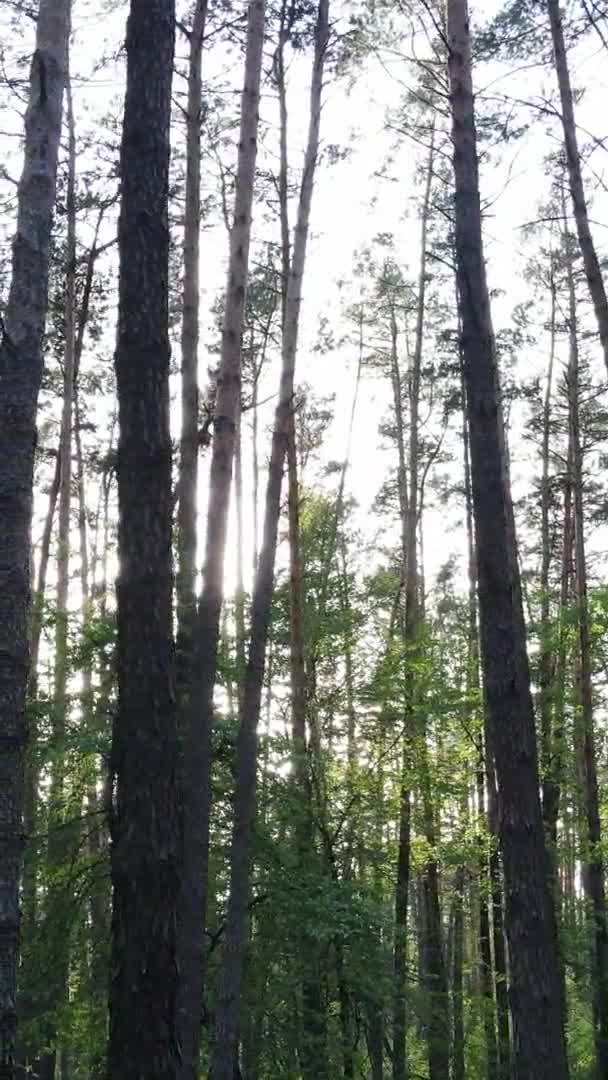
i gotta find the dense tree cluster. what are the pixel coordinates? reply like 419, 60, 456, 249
0, 0, 608, 1077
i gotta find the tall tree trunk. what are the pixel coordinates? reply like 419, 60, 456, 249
36, 68, 78, 1080
539, 258, 557, 785
447, 2, 569, 1077
461, 363, 499, 1080
451, 866, 465, 1080
106, 3, 179, 1076
536, 248, 570, 1051
390, 304, 410, 1080
211, 7, 330, 1075
176, 0, 208, 701
546, 0, 608, 374
75, 390, 109, 1080
276, 14, 329, 1075
0, 0, 70, 1071
22, 449, 61, 941
287, 411, 329, 1080
410, 127, 449, 1080
178, 5, 266, 1075
565, 227, 608, 1078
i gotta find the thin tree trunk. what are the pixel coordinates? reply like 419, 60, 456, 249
565, 226, 608, 1078
536, 247, 570, 1050
176, 0, 208, 701
275, 15, 329, 1074
390, 304, 410, 1080
178, 6, 266, 1074
36, 67, 78, 1080
0, 0, 70, 1069
447, 2, 569, 1076
539, 258, 557, 783
74, 390, 108, 1080
287, 409, 329, 1080
22, 449, 61, 938
410, 124, 449, 1080
546, 0, 608, 373
211, 7, 330, 1075
106, 2, 179, 1076
451, 867, 465, 1080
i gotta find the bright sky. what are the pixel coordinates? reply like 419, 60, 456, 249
2, 0, 607, 620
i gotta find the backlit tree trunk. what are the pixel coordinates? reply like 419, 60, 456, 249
211, 6, 330, 1075
176, 0, 208, 700
0, 1, 70, 1072
178, 5, 266, 1075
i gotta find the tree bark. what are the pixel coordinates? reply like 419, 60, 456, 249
106, 3, 179, 1077
546, 0, 608, 374
461, 363, 499, 1080
178, 5, 266, 1075
210, 6, 330, 1075
0, 0, 70, 1072
447, 2, 569, 1076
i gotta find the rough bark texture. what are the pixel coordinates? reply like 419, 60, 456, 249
178, 5, 266, 1075
211, 6, 329, 1075
0, 1, 70, 1073
546, 0, 608, 374
462, 368, 499, 1080
106, 3, 178, 1077
447, 2, 569, 1077
176, 0, 208, 701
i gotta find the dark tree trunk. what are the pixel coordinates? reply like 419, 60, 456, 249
0, 1, 70, 1073
462, 370, 499, 1080
447, 2, 569, 1077
106, 3, 179, 1077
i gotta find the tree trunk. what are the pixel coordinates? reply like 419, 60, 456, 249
176, 0, 208, 701
565, 226, 608, 1079
36, 67, 78, 1080
462, 362, 499, 1080
447, 2, 569, 1076
451, 867, 465, 1080
106, 3, 179, 1076
178, 6, 266, 1073
22, 448, 61, 941
286, 409, 329, 1080
546, 0, 608, 374
390, 301, 411, 1080
210, 6, 329, 1075
539, 259, 557, 786
0, 0, 70, 1071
